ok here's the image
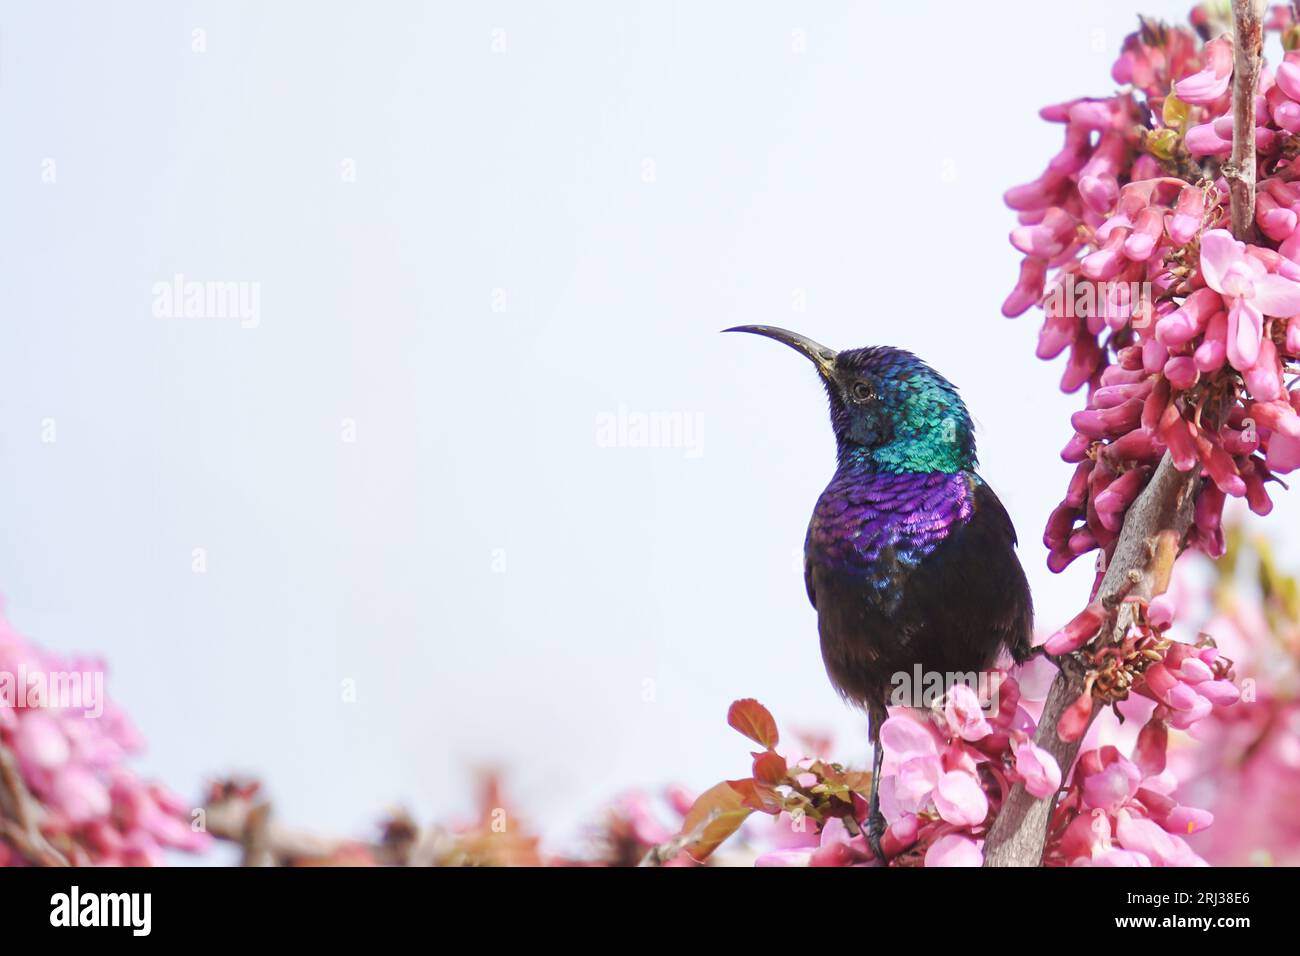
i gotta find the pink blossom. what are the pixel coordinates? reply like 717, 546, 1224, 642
613, 792, 673, 846
1014, 741, 1062, 798
809, 816, 871, 867
0, 598, 210, 865
924, 834, 983, 867
754, 847, 815, 867
1199, 229, 1300, 372
1082, 752, 1142, 810
49, 766, 112, 824
1005, 21, 1300, 581
1090, 848, 1153, 866
12, 712, 69, 769
1184, 121, 1232, 156
754, 816, 872, 867
1276, 49, 1300, 101
933, 771, 989, 827
1174, 37, 1233, 104
1167, 806, 1214, 836
944, 684, 992, 741
1115, 809, 1206, 866
894, 755, 942, 811
879, 713, 939, 762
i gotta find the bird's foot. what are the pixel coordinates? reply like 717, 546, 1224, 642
866, 808, 886, 862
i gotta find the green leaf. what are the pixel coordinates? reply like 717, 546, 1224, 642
1161, 93, 1189, 129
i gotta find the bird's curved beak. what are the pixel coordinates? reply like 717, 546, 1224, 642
723, 325, 838, 378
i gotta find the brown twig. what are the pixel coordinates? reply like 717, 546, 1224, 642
1226, 0, 1265, 240
983, 459, 1198, 866
984, 2, 1264, 866
0, 739, 69, 866
203, 782, 479, 866
638, 812, 716, 866
205, 788, 370, 865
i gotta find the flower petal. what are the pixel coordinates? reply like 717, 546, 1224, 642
1082, 755, 1141, 810
1251, 273, 1300, 316
944, 683, 993, 741
1116, 809, 1206, 866
933, 771, 989, 827
1015, 742, 1063, 798
924, 834, 983, 867
1267, 431, 1300, 473
754, 848, 815, 867
1226, 300, 1263, 370
895, 755, 942, 810
1198, 229, 1241, 294
879, 714, 938, 762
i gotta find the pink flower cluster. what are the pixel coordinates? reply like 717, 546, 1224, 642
1161, 538, 1300, 865
0, 599, 210, 865
1005, 12, 1300, 573
590, 787, 700, 866
860, 673, 1224, 867
752, 815, 872, 867
1052, 745, 1210, 866
870, 679, 1063, 867
1045, 597, 1240, 739
1045, 593, 1234, 867
1181, 691, 1300, 864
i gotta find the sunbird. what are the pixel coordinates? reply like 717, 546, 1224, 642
726, 326, 1034, 859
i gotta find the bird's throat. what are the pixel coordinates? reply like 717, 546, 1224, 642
837, 435, 975, 475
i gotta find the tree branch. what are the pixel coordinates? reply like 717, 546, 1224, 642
203, 780, 483, 866
1226, 0, 1265, 240
639, 812, 716, 866
983, 457, 1198, 866
984, 1, 1263, 866
0, 740, 69, 866
205, 786, 377, 865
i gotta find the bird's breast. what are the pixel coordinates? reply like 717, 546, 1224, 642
805, 471, 978, 576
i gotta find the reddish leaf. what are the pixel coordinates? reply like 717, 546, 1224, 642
677, 782, 754, 862
840, 771, 873, 797
726, 778, 784, 815
751, 750, 788, 785
728, 698, 779, 749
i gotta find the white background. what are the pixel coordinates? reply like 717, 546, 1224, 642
2, 1, 1293, 855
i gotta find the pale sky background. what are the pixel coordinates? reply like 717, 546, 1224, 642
2, 0, 1295, 858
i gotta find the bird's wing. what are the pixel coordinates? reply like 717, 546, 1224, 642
917, 477, 1034, 665
972, 476, 1020, 547
804, 554, 818, 609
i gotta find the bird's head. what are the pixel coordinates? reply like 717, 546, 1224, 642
725, 325, 976, 474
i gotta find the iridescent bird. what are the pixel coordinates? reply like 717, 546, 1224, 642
726, 326, 1033, 859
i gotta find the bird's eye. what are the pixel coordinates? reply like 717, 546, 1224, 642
850, 381, 875, 403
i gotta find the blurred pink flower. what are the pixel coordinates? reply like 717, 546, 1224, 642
0, 596, 210, 865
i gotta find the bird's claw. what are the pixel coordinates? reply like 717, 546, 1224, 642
866, 808, 886, 862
